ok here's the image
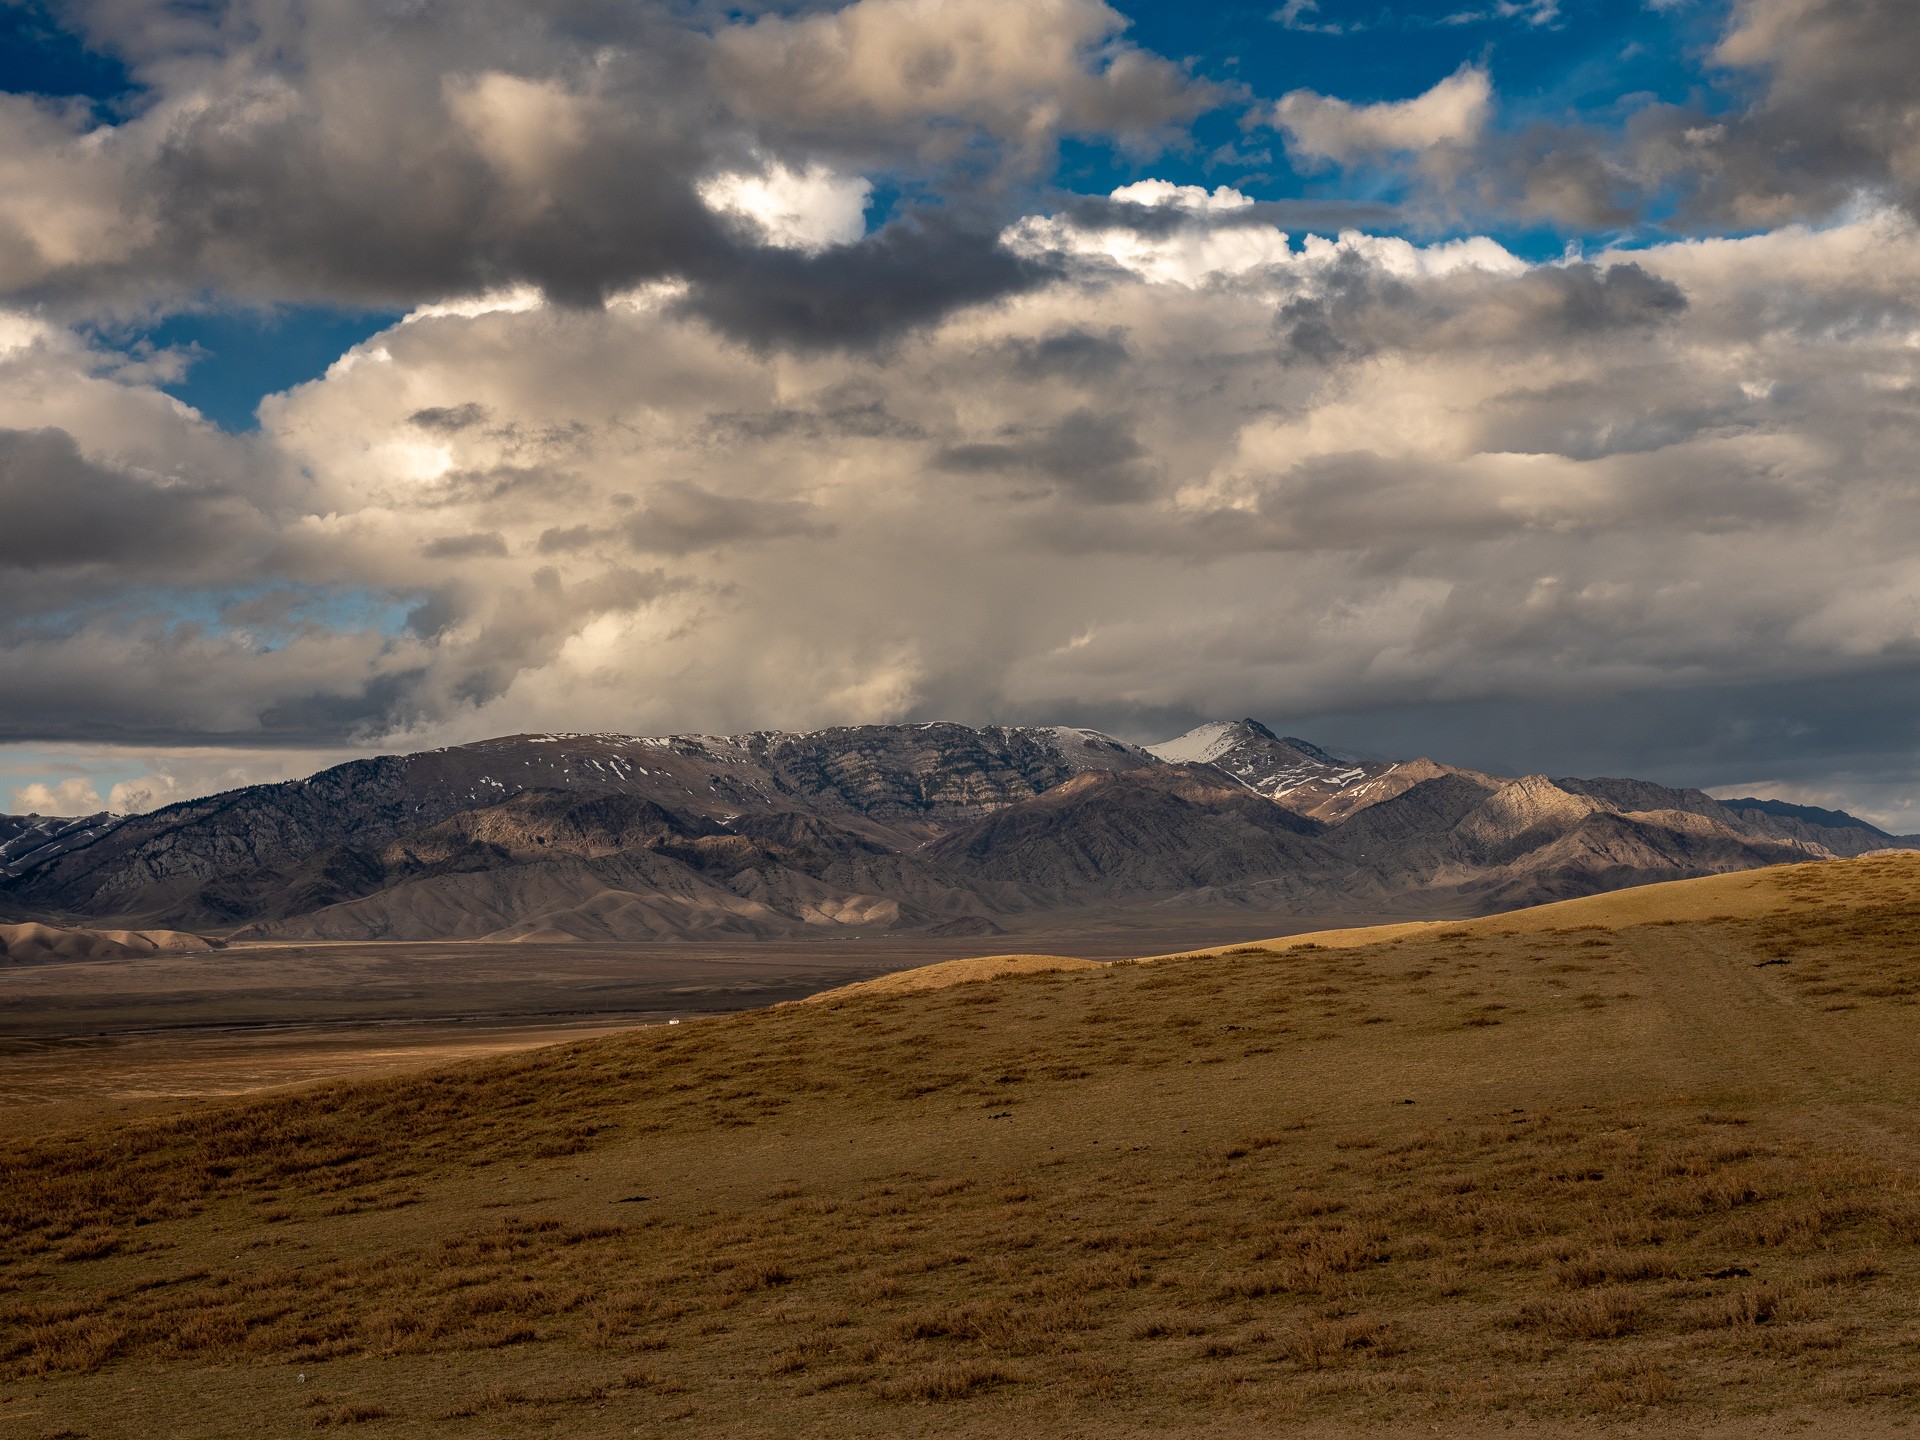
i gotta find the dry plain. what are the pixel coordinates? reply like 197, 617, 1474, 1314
7, 858, 1920, 1436
0, 912, 1359, 1136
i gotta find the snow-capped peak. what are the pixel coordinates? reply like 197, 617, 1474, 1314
1146, 721, 1248, 766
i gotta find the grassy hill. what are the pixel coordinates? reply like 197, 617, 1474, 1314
9, 855, 1920, 1437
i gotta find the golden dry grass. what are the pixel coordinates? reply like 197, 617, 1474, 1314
801, 952, 1104, 1001
8, 854, 1920, 1437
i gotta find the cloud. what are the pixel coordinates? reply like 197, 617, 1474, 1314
700, 160, 872, 254
10, 777, 105, 815
1108, 180, 1255, 214
420, 532, 510, 560
1326, 0, 1920, 233
675, 212, 1053, 348
619, 485, 830, 557
106, 773, 184, 813
1691, 0, 1920, 220
1272, 1, 1350, 35
0, 1, 1915, 832
10, 197, 1873, 778
0, 191, 1868, 751
1438, 0, 1561, 26
1, 744, 365, 820
712, 0, 1213, 167
0, 0, 1215, 348
1274, 66, 1492, 164
1, 0, 1915, 832
1004, 190, 1523, 287
0, 425, 266, 571
935, 408, 1158, 504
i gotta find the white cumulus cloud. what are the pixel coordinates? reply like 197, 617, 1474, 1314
1274, 65, 1493, 163
9, 778, 106, 815
1004, 182, 1524, 287
700, 160, 872, 253
1109, 180, 1255, 213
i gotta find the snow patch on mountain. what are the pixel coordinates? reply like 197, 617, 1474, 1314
1147, 722, 1244, 766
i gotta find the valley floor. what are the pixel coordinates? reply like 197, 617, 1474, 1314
0, 913, 1367, 1136
7, 859, 1920, 1435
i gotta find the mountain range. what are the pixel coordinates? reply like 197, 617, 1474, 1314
1, 720, 1910, 943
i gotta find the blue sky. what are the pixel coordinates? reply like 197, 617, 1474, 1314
0, 0, 127, 108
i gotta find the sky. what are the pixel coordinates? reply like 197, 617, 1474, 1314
4, 0, 1920, 827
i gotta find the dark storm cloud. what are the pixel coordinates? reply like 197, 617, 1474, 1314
0, 606, 421, 746
409, 403, 490, 433
1278, 259, 1686, 366
1002, 326, 1132, 380
1533, 263, 1689, 331
1284, 663, 1920, 813
619, 484, 829, 555
1032, 663, 1920, 833
935, 408, 1157, 504
420, 531, 509, 559
536, 524, 599, 555
0, 426, 263, 570
0, 0, 1219, 346
253, 667, 434, 744
9, 1, 731, 308
1468, 384, 1758, 466
421, 465, 591, 509
674, 214, 1056, 349
704, 385, 925, 443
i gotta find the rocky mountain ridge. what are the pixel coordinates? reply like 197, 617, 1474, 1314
0, 812, 121, 881
1, 721, 1909, 943
1147, 719, 1502, 823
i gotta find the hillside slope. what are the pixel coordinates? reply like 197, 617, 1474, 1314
8, 855, 1920, 1436
0, 921, 220, 964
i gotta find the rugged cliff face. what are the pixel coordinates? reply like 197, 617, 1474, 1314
1, 722, 1907, 941
742, 724, 1156, 828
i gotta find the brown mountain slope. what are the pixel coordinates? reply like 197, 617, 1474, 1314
231, 789, 994, 942
1312, 773, 1821, 913
923, 763, 1331, 905
9, 856, 1920, 1435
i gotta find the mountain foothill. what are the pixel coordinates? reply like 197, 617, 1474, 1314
1, 721, 1909, 947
